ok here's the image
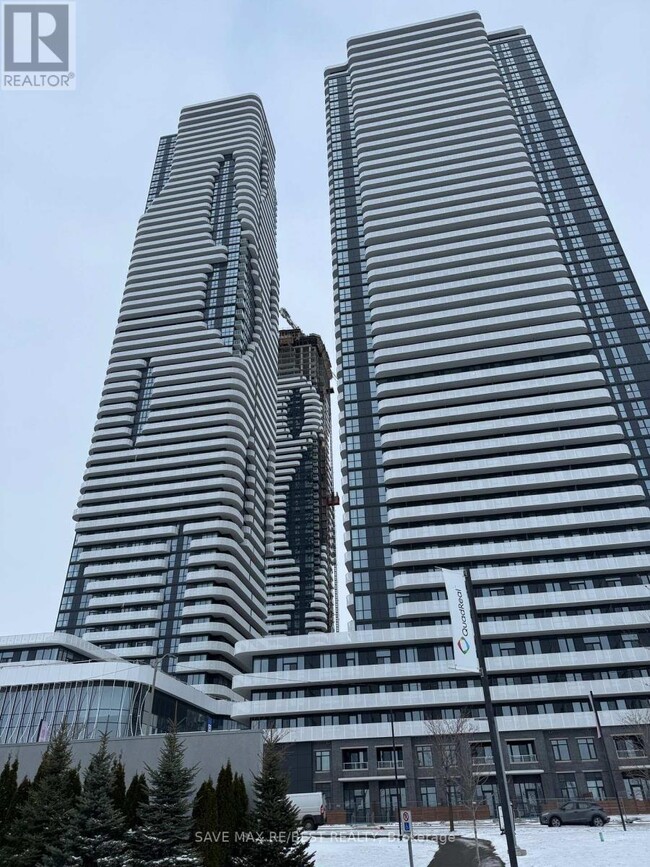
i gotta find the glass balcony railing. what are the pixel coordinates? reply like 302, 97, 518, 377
377, 760, 404, 770
472, 755, 495, 766
342, 761, 368, 771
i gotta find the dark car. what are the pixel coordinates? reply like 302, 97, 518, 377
540, 800, 609, 827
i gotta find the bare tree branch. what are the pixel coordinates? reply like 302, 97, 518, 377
622, 708, 650, 788
426, 711, 490, 845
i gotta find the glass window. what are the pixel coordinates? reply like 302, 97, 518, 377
447, 783, 462, 805
377, 747, 403, 768
416, 745, 433, 767
282, 658, 299, 671
419, 781, 437, 807
614, 736, 645, 758
315, 750, 330, 773
551, 739, 571, 762
350, 572, 369, 593
623, 775, 650, 800
442, 744, 458, 767
378, 782, 406, 822
342, 749, 367, 770
508, 741, 537, 762
343, 784, 369, 823
471, 743, 493, 764
354, 596, 372, 620
558, 773, 578, 800
577, 737, 597, 761
584, 774, 606, 800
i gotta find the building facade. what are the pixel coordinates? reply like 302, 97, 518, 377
0, 633, 236, 744
233, 629, 650, 820
55, 96, 280, 702
327, 11, 650, 631
30, 12, 650, 822
234, 11, 650, 819
266, 330, 336, 635
489, 29, 650, 501
0, 635, 262, 797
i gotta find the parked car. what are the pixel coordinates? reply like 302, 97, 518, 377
289, 792, 328, 830
540, 800, 609, 827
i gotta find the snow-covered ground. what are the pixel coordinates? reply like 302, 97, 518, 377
308, 821, 650, 866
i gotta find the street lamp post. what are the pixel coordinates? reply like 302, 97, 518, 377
588, 691, 627, 831
463, 567, 520, 867
390, 710, 403, 839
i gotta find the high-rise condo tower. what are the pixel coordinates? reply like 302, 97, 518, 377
56, 96, 279, 703
233, 12, 650, 816
325, 13, 650, 633
266, 329, 336, 635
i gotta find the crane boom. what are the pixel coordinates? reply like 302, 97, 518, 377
279, 306, 301, 331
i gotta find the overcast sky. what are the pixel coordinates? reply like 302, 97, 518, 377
1, 0, 648, 636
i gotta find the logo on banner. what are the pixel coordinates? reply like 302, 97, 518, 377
442, 568, 480, 673
455, 587, 471, 649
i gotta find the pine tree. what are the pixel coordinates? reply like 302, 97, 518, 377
215, 763, 234, 826
229, 773, 250, 867
0, 758, 18, 846
130, 730, 201, 867
68, 766, 83, 799
64, 734, 130, 867
9, 778, 30, 824
232, 774, 249, 831
0, 776, 30, 859
192, 779, 219, 867
215, 762, 234, 865
111, 758, 127, 815
125, 773, 149, 829
236, 733, 314, 867
215, 761, 251, 866
1, 725, 79, 866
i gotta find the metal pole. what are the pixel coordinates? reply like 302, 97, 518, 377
406, 835, 415, 867
143, 657, 160, 735
390, 711, 403, 839
589, 691, 626, 831
143, 652, 176, 735
464, 567, 519, 867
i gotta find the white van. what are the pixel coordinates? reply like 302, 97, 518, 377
289, 792, 328, 830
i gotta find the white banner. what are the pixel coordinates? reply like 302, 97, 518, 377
443, 569, 480, 673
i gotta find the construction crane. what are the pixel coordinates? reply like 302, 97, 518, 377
279, 307, 301, 331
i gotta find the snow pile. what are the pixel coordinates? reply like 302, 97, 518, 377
308, 823, 650, 867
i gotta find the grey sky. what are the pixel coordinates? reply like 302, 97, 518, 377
1, 0, 648, 635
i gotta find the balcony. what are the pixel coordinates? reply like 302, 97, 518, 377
377, 760, 405, 770
472, 756, 495, 767
509, 754, 539, 764
342, 762, 368, 771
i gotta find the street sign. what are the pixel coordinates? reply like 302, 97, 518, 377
402, 809, 415, 867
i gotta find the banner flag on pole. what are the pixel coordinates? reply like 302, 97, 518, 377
442, 568, 480, 673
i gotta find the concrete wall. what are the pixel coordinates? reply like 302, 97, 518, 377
0, 729, 263, 792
